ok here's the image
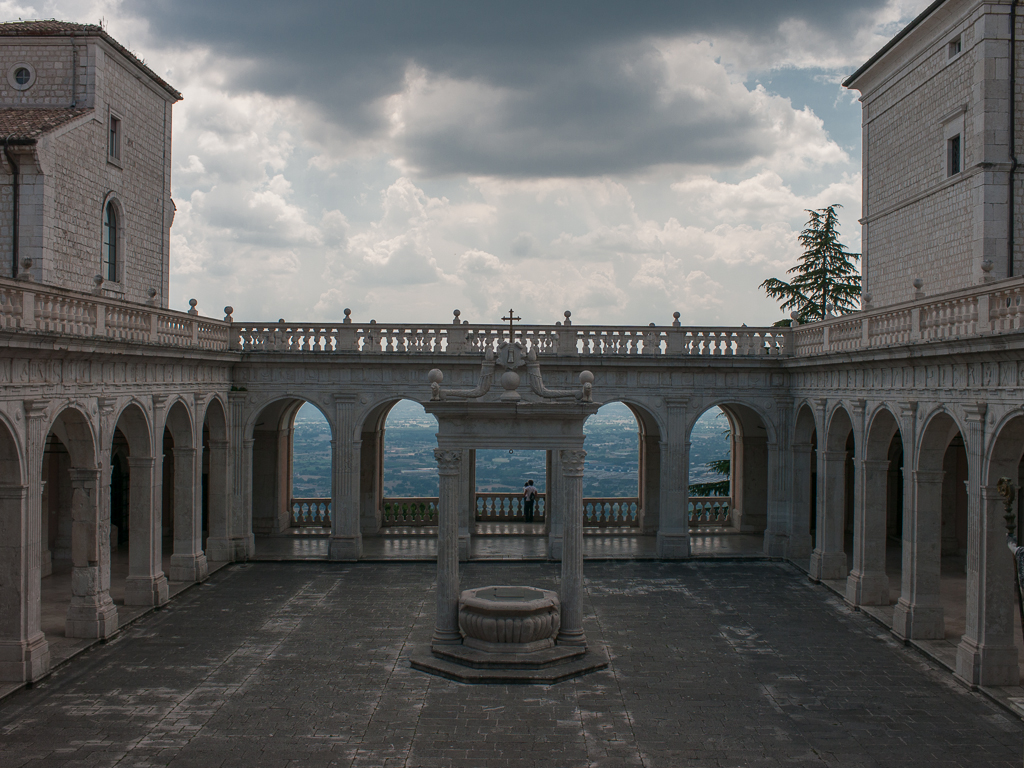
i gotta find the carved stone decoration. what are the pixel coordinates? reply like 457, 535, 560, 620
524, 350, 593, 402
560, 448, 587, 477
494, 340, 526, 370
458, 586, 560, 654
434, 448, 463, 475
428, 351, 495, 401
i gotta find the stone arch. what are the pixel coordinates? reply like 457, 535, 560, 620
249, 396, 335, 538
0, 414, 43, 682
111, 402, 166, 607
893, 409, 966, 641
161, 400, 205, 583
597, 398, 662, 534
43, 405, 116, 639
791, 402, 818, 559
811, 403, 855, 582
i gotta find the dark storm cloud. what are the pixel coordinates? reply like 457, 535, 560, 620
131, 0, 888, 177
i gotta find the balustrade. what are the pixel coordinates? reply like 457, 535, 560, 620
291, 498, 332, 527
474, 492, 546, 522
382, 497, 438, 526
582, 498, 639, 527
688, 497, 731, 527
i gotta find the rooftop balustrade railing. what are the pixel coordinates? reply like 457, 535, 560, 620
3, 275, 1024, 358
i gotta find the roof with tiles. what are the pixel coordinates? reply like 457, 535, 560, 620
0, 20, 182, 101
0, 107, 92, 142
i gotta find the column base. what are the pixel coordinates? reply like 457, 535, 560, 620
845, 570, 890, 606
808, 549, 847, 581
169, 553, 209, 583
124, 574, 169, 607
329, 535, 362, 561
0, 632, 50, 683
432, 629, 463, 646
892, 599, 944, 640
956, 637, 1020, 687
548, 535, 563, 561
206, 537, 249, 563
66, 595, 118, 639
556, 629, 587, 648
656, 531, 691, 559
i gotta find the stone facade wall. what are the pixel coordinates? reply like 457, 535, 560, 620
0, 38, 173, 305
0, 39, 88, 108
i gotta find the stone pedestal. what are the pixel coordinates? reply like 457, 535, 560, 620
459, 586, 559, 653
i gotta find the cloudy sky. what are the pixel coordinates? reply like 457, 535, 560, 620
10, 0, 931, 325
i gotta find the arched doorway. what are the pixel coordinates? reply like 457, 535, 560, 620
688, 406, 732, 528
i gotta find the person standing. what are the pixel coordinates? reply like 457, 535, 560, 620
523, 479, 538, 523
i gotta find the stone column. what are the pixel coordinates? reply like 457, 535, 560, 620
846, 458, 891, 606
656, 396, 690, 558
809, 450, 848, 581
329, 394, 362, 561
458, 449, 474, 561
893, 470, 945, 640
547, 449, 564, 560
1, 400, 51, 680
433, 448, 462, 645
169, 447, 207, 582
66, 467, 118, 639
640, 431, 661, 534
0, 482, 50, 682
229, 393, 254, 559
763, 440, 787, 556
203, 439, 234, 563
557, 448, 587, 647
123, 457, 168, 606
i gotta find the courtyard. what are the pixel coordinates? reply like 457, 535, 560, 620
1, 561, 1022, 767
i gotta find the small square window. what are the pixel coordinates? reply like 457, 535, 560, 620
948, 37, 962, 58
108, 115, 121, 161
947, 134, 962, 176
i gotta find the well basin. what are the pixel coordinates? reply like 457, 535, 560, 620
458, 585, 560, 653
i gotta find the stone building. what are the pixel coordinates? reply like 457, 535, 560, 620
1, 5, 1023, 698
0, 21, 179, 305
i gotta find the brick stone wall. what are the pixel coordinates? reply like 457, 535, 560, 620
0, 36, 174, 306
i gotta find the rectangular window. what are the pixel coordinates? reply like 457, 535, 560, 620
947, 134, 961, 176
948, 37, 962, 59
108, 115, 121, 161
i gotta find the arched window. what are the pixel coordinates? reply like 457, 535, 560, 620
102, 201, 117, 282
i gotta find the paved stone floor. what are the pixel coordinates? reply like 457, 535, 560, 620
3, 561, 1022, 767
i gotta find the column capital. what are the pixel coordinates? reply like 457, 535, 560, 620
822, 450, 848, 462
962, 403, 987, 422
434, 448, 462, 476
23, 399, 48, 419
559, 448, 587, 477
851, 398, 867, 417
813, 397, 828, 410
97, 397, 118, 415
172, 446, 197, 458
897, 400, 918, 417
208, 439, 230, 450
127, 456, 156, 469
333, 393, 359, 405
914, 469, 945, 484
860, 459, 891, 471
664, 396, 689, 409
69, 466, 101, 483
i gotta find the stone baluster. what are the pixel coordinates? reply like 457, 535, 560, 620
433, 449, 463, 645
557, 448, 587, 647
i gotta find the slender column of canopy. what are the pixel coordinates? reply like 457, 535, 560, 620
557, 448, 587, 647
433, 448, 463, 645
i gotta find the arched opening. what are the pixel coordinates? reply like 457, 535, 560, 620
0, 417, 45, 683
249, 398, 334, 558
163, 401, 205, 583
791, 403, 818, 565
894, 411, 964, 642
202, 398, 236, 563
688, 406, 732, 528
111, 403, 166, 607
847, 408, 903, 607
811, 406, 854, 582
41, 407, 116, 640
580, 402, 642, 530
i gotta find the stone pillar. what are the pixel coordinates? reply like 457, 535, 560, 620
329, 394, 362, 561
1, 401, 51, 680
656, 396, 690, 558
275, 423, 293, 533
203, 439, 235, 563
66, 468, 118, 639
168, 447, 207, 582
547, 449, 564, 560
458, 449, 474, 561
123, 457, 168, 606
787, 443, 815, 561
0, 482, 50, 682
893, 470, 945, 640
359, 426, 384, 536
763, 440, 787, 556
957, 400, 1018, 685
557, 448, 587, 647
846, 458, 891, 606
640, 431, 661, 534
433, 449, 462, 645
228, 393, 254, 560
810, 450, 848, 581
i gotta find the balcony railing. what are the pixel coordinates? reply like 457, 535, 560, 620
583, 498, 640, 527
291, 498, 331, 527
688, 497, 731, 527
475, 492, 546, 522
4, 274, 1023, 359
382, 497, 438, 526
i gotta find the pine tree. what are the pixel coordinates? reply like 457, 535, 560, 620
760, 204, 861, 323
